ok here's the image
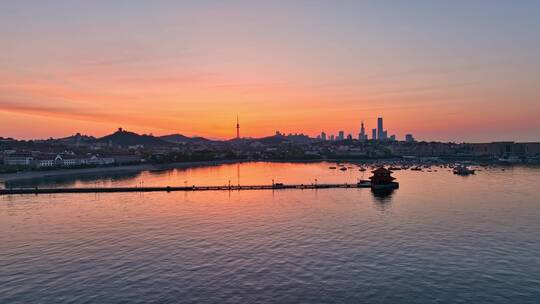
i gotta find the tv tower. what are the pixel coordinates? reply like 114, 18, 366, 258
236, 115, 240, 139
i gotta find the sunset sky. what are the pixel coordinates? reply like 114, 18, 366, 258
1, 0, 539, 142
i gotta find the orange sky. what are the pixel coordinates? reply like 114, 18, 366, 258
1, 1, 539, 142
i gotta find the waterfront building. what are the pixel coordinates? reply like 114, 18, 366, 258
369, 167, 396, 185
35, 155, 55, 168
3, 154, 34, 166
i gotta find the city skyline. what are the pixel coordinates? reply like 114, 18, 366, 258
1, 1, 539, 142
0, 114, 537, 144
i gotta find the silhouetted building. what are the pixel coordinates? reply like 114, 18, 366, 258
405, 134, 415, 142
321, 132, 327, 141
359, 121, 367, 141
372, 129, 377, 140
338, 131, 345, 141
369, 167, 396, 185
236, 116, 240, 139
377, 117, 384, 140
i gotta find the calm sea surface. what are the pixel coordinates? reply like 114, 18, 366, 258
1, 162, 540, 303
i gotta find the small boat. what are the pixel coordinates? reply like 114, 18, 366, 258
357, 180, 371, 188
339, 167, 347, 171
329, 166, 337, 169
359, 167, 367, 172
411, 166, 422, 171
453, 166, 475, 175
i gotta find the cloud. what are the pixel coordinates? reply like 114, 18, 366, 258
0, 99, 185, 132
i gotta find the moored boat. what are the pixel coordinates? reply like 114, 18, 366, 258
357, 180, 371, 188
453, 165, 475, 175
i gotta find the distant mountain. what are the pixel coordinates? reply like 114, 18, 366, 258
159, 134, 213, 144
254, 134, 313, 145
58, 133, 96, 143
255, 135, 289, 145
97, 129, 169, 147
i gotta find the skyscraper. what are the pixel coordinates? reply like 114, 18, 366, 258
372, 128, 377, 140
377, 117, 384, 140
359, 121, 367, 141
321, 132, 327, 141
338, 131, 345, 141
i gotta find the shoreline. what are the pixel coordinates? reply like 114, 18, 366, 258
0, 159, 385, 183
0, 160, 241, 183
1, 158, 536, 184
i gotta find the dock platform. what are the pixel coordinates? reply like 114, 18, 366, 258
0, 183, 368, 195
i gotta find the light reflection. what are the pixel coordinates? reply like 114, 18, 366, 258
371, 188, 395, 211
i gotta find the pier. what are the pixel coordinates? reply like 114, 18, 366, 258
0, 183, 369, 195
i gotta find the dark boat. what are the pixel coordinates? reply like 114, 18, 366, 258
357, 180, 371, 188
453, 165, 475, 175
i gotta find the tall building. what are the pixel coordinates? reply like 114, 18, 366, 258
377, 117, 387, 140
377, 117, 383, 140
405, 134, 415, 142
338, 131, 345, 141
372, 128, 377, 140
330, 134, 335, 141
359, 121, 367, 141
347, 134, 353, 140
321, 132, 327, 141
